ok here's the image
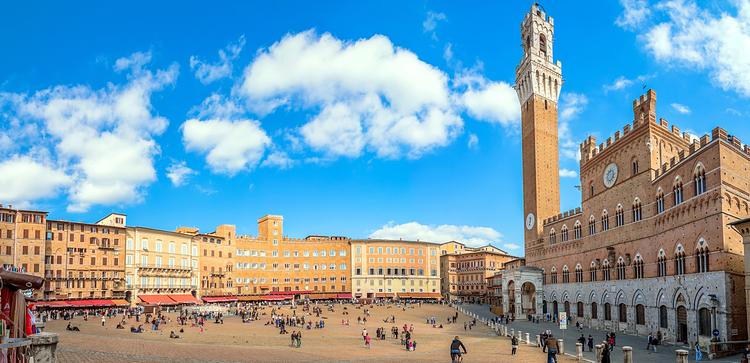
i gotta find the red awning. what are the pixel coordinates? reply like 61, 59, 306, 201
168, 294, 201, 304
36, 301, 70, 308
336, 293, 353, 299
139, 294, 177, 305
65, 299, 116, 307
269, 290, 310, 295
262, 295, 293, 301
202, 296, 238, 303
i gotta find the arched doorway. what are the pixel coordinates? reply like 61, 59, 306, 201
507, 281, 516, 316
521, 282, 536, 315
564, 301, 571, 317
542, 300, 548, 314
553, 301, 559, 318
676, 306, 688, 343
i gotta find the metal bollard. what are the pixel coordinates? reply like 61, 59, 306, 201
576, 342, 583, 362
676, 349, 689, 363
526, 332, 531, 345
558, 339, 565, 355
595, 344, 604, 362
623, 346, 633, 363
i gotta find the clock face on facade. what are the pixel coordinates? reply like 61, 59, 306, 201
603, 163, 619, 188
526, 213, 536, 231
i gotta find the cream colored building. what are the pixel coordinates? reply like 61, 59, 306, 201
125, 226, 199, 304
350, 239, 441, 299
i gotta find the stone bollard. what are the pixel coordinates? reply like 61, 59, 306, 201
676, 349, 689, 363
595, 344, 604, 362
623, 346, 633, 363
558, 339, 565, 355
526, 332, 531, 345
517, 331, 522, 341
576, 342, 583, 361
536, 334, 541, 347
510, 329, 515, 338
28, 332, 59, 363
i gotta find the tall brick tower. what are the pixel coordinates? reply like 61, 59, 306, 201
515, 3, 562, 246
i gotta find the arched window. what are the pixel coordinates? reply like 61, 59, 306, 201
577, 301, 584, 317
657, 249, 667, 277
633, 255, 644, 279
619, 303, 628, 323
562, 265, 570, 283
698, 308, 712, 336
696, 239, 709, 273
589, 215, 597, 235
674, 177, 684, 205
539, 34, 547, 56
675, 245, 686, 275
632, 198, 643, 222
561, 225, 569, 242
589, 261, 598, 282
601, 211, 610, 231
656, 189, 665, 214
591, 302, 598, 319
632, 158, 639, 175
659, 305, 668, 328
541, 269, 547, 284
616, 257, 626, 280
549, 229, 557, 244
604, 303, 612, 321
695, 164, 707, 195
615, 205, 625, 226
602, 259, 611, 281
590, 183, 595, 198
550, 267, 558, 284
636, 304, 645, 325
574, 221, 582, 239
575, 264, 583, 283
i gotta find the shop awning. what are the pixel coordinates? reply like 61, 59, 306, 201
336, 293, 353, 299
36, 300, 70, 308
202, 296, 238, 303
139, 294, 177, 305
308, 293, 337, 300
168, 294, 201, 304
112, 299, 130, 306
262, 295, 293, 301
397, 292, 442, 299
237, 295, 263, 302
269, 290, 310, 295
66, 299, 116, 307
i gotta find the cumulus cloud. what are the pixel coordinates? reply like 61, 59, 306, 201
0, 156, 71, 205
190, 35, 245, 84
423, 11, 447, 40
603, 74, 651, 93
559, 169, 578, 178
182, 118, 271, 175
502, 243, 521, 252
616, 0, 652, 29
166, 161, 196, 187
0, 52, 178, 212
558, 93, 588, 161
637, 0, 750, 97
671, 102, 691, 114
454, 67, 520, 127
369, 221, 503, 247
261, 150, 294, 169
238, 30, 462, 159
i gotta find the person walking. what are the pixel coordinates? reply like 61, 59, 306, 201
365, 333, 371, 349
647, 332, 653, 352
587, 335, 594, 352
601, 341, 611, 363
511, 335, 519, 355
545, 334, 558, 363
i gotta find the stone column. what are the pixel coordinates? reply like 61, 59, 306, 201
525, 332, 531, 345
595, 344, 604, 362
558, 339, 565, 355
576, 342, 583, 361
517, 330, 523, 341
28, 332, 59, 363
623, 346, 633, 363
676, 349, 689, 363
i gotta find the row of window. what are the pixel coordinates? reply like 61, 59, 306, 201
354, 267, 436, 276
355, 246, 437, 256
550, 165, 708, 244
235, 249, 347, 257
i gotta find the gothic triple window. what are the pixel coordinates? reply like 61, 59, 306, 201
695, 165, 707, 196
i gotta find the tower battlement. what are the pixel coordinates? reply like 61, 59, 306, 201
523, 3, 554, 27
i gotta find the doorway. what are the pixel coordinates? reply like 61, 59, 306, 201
676, 306, 688, 343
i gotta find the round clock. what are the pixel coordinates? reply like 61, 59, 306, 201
603, 163, 619, 188
526, 213, 536, 230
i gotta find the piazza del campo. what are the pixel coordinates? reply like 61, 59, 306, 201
1, 2, 749, 363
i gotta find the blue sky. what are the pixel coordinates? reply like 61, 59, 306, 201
1, 0, 749, 253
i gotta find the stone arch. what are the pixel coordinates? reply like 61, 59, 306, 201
601, 290, 611, 305
672, 288, 691, 309
656, 288, 668, 307
615, 290, 627, 305
632, 289, 646, 306
588, 290, 598, 304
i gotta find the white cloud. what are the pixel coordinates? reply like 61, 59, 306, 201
182, 118, 270, 175
559, 169, 578, 178
166, 161, 196, 187
0, 156, 71, 205
369, 221, 502, 248
190, 35, 245, 84
238, 30, 462, 159
467, 133, 479, 149
558, 93, 588, 161
616, 0, 652, 29
443, 43, 453, 63
261, 150, 294, 169
671, 102, 691, 114
423, 11, 447, 40
638, 0, 750, 97
603, 74, 650, 92
1, 52, 178, 212
502, 243, 521, 252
